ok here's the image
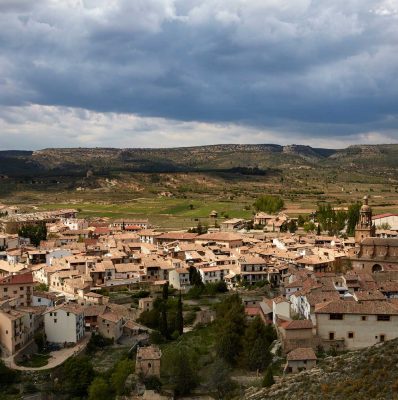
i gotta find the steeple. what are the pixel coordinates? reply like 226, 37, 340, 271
355, 195, 375, 244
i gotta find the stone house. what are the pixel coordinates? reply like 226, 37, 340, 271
136, 345, 162, 378
285, 347, 317, 373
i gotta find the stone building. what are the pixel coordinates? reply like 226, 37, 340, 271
352, 237, 398, 273
136, 345, 162, 378
355, 196, 376, 244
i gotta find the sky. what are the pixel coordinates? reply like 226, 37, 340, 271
1, 0, 398, 150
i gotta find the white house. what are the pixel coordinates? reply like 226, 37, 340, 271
169, 268, 191, 291
315, 300, 398, 350
44, 304, 85, 344
198, 266, 229, 284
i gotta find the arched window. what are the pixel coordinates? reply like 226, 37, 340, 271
372, 264, 383, 273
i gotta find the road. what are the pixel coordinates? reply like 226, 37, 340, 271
2, 334, 90, 371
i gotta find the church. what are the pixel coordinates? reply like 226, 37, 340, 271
352, 196, 398, 273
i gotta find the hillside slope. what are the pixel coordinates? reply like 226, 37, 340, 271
1, 144, 398, 177
244, 339, 398, 400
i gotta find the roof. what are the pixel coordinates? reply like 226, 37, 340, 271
196, 232, 243, 242
100, 312, 122, 323
245, 307, 260, 316
287, 347, 317, 361
373, 213, 398, 219
0, 272, 34, 285
361, 237, 398, 247
315, 300, 398, 315
137, 345, 161, 360
281, 320, 313, 330
157, 232, 198, 241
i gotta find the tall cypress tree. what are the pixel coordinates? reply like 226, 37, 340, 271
176, 291, 184, 336
159, 301, 169, 338
163, 282, 169, 301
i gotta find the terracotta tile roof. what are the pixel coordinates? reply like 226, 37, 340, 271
137, 345, 161, 360
287, 347, 317, 361
282, 320, 313, 330
315, 300, 398, 315
0, 272, 34, 285
245, 307, 260, 316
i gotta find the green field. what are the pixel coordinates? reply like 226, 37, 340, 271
37, 198, 253, 229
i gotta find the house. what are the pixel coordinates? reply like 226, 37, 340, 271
0, 272, 35, 306
253, 212, 274, 227
83, 305, 108, 331
315, 300, 398, 350
285, 347, 317, 373
198, 266, 229, 284
32, 291, 62, 307
136, 345, 162, 378
139, 297, 154, 312
272, 296, 290, 324
277, 319, 315, 354
168, 268, 191, 291
220, 218, 246, 232
44, 304, 85, 344
97, 312, 123, 341
238, 255, 268, 285
195, 232, 243, 249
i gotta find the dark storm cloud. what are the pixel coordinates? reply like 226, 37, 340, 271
0, 0, 398, 148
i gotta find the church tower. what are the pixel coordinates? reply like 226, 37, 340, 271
355, 195, 376, 244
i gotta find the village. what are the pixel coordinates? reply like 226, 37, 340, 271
0, 196, 398, 398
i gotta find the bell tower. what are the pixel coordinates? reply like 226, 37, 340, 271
355, 195, 376, 244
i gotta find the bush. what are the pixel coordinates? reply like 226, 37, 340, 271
86, 333, 113, 353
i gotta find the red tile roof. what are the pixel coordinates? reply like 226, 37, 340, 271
287, 347, 317, 361
0, 272, 34, 285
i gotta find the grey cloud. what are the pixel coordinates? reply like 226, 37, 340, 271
0, 0, 398, 147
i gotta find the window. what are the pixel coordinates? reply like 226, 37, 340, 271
329, 332, 335, 340
54, 319, 57, 323
348, 332, 354, 339
380, 334, 386, 342
67, 312, 70, 316
3, 288, 7, 292
50, 312, 52, 316
20, 287, 23, 290
361, 316, 367, 321
329, 313, 343, 320
377, 315, 390, 321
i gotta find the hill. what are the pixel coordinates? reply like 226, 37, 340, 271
1, 143, 398, 178
244, 339, 398, 400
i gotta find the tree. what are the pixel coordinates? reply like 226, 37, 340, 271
254, 195, 284, 214
175, 291, 184, 336
34, 331, 46, 353
243, 317, 273, 371
287, 220, 297, 233
18, 223, 47, 246
216, 294, 246, 365
111, 358, 134, 395
262, 366, 275, 387
162, 282, 169, 301
165, 349, 198, 396
189, 265, 203, 287
206, 359, 234, 399
304, 221, 316, 233
346, 202, 361, 236
61, 356, 95, 397
297, 215, 305, 227
159, 301, 169, 338
0, 360, 18, 388
317, 223, 321, 235
88, 377, 112, 400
